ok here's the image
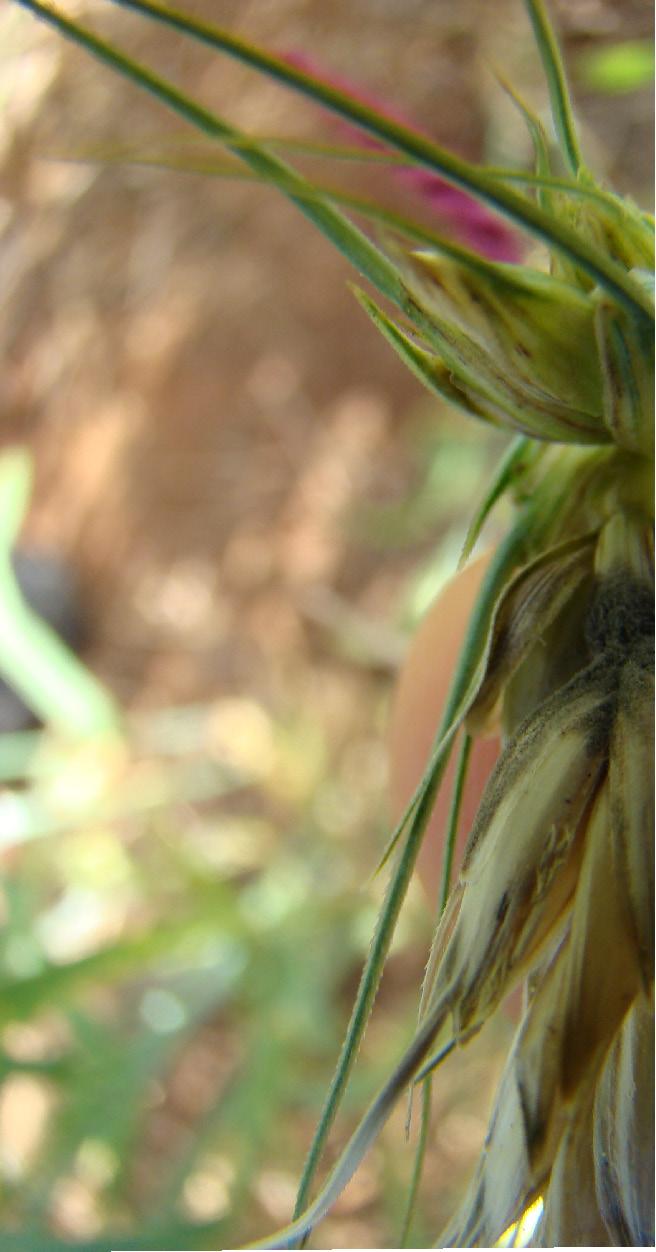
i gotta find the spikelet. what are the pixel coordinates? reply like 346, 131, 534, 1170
594, 992, 655, 1245
435, 513, 654, 1247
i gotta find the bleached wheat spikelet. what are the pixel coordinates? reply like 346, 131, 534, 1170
438, 513, 653, 1246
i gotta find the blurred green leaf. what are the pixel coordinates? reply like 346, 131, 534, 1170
0, 447, 120, 738
0, 1217, 230, 1251
25, 950, 245, 1217
0, 563, 120, 738
0, 449, 32, 550
0, 893, 241, 1023
578, 40, 654, 94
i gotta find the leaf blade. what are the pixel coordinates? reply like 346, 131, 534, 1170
104, 0, 653, 321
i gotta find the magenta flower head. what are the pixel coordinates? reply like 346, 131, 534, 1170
283, 50, 523, 263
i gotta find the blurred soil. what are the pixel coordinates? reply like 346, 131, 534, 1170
3, 0, 651, 725
1, 0, 652, 1245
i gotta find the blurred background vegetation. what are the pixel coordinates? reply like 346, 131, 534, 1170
0, 1, 652, 1247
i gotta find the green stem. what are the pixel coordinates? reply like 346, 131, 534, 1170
289, 518, 532, 1237
439, 733, 473, 914
399, 1079, 432, 1246
523, 0, 584, 175
291, 721, 460, 1234
397, 731, 474, 1243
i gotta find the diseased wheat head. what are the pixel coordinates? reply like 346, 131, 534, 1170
363, 139, 654, 1249
12, 0, 654, 1245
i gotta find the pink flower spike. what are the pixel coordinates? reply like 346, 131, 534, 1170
281, 50, 522, 263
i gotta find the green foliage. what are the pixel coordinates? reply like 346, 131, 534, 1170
578, 40, 654, 95
0, 719, 414, 1247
